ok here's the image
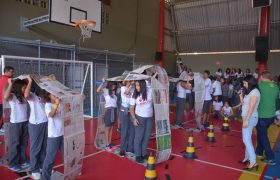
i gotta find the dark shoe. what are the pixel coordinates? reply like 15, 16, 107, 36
203, 122, 210, 128
142, 155, 149, 160
262, 159, 276, 165
135, 156, 144, 163
238, 159, 250, 165
244, 164, 259, 171
119, 151, 125, 157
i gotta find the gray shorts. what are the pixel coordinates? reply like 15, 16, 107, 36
203, 100, 211, 113
104, 108, 117, 127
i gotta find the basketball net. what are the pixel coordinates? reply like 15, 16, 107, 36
75, 20, 96, 42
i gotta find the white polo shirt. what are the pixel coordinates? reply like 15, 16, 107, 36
103, 88, 117, 108
121, 86, 134, 108
130, 88, 153, 118
45, 102, 63, 138
213, 101, 223, 111
204, 78, 212, 101
9, 94, 28, 123
223, 106, 232, 116
177, 82, 186, 99
27, 93, 48, 124
212, 80, 222, 96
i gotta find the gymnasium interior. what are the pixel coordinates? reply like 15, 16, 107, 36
0, 0, 280, 179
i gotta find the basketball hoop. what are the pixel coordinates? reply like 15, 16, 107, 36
75, 20, 96, 41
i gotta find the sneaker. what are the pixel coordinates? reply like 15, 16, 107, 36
105, 145, 113, 152
109, 144, 117, 150
126, 151, 135, 157
119, 151, 125, 157
31, 172, 41, 180
172, 124, 180, 129
9, 165, 21, 172
193, 127, 202, 132
21, 161, 31, 169
135, 156, 144, 163
203, 122, 210, 128
0, 127, 5, 134
262, 159, 276, 165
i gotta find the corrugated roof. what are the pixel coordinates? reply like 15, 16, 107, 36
172, 0, 280, 52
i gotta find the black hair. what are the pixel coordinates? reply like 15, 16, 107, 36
4, 66, 14, 73
133, 80, 147, 101
12, 79, 27, 103
40, 89, 51, 102
106, 81, 117, 97
204, 70, 210, 76
226, 68, 231, 74
238, 68, 242, 74
243, 75, 258, 95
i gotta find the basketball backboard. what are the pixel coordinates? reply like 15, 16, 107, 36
49, 0, 101, 32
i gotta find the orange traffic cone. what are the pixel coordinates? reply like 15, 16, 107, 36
184, 134, 197, 159
206, 123, 215, 142
145, 152, 157, 180
221, 116, 230, 131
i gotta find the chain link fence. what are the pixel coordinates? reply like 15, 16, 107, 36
0, 36, 134, 117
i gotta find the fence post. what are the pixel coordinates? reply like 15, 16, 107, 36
38, 40, 41, 74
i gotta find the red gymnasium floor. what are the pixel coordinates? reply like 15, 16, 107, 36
0, 107, 279, 180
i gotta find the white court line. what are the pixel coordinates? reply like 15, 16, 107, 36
16, 150, 105, 180
147, 147, 274, 179
214, 126, 242, 133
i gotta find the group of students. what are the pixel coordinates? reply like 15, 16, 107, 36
96, 78, 154, 164
0, 67, 65, 180
175, 67, 279, 170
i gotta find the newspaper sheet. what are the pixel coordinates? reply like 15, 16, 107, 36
94, 65, 171, 164
1, 75, 85, 179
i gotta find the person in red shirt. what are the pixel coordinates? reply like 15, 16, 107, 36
0, 66, 14, 133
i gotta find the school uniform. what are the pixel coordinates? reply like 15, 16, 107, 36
130, 88, 153, 157
119, 86, 134, 152
222, 106, 234, 120
27, 93, 48, 173
103, 88, 118, 127
175, 82, 186, 125
213, 101, 223, 119
42, 103, 64, 180
203, 78, 212, 113
8, 94, 28, 167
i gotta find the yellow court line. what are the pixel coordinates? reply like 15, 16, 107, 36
239, 124, 280, 180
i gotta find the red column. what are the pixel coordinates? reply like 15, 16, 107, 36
258, 6, 270, 76
157, 0, 165, 67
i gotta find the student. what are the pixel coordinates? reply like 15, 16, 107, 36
4, 78, 30, 172
130, 80, 153, 163
221, 77, 229, 103
119, 80, 135, 157
212, 96, 223, 119
42, 92, 63, 180
24, 76, 48, 180
0, 66, 14, 133
212, 77, 222, 101
221, 101, 234, 120
174, 76, 192, 128
97, 80, 118, 151
202, 70, 212, 129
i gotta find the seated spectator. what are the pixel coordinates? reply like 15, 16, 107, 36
221, 101, 235, 120
212, 96, 223, 119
